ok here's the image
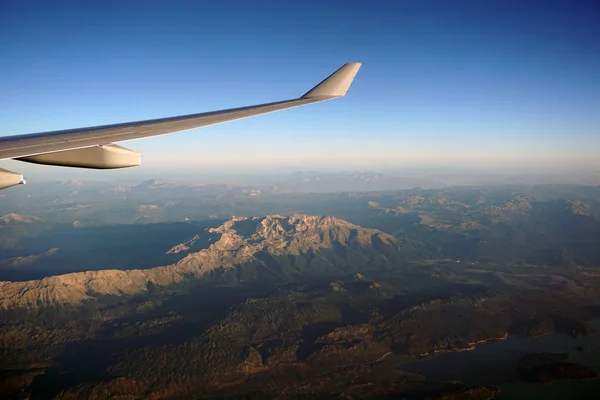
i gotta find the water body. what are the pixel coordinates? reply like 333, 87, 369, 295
402, 320, 600, 399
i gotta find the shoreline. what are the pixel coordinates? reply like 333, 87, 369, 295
414, 332, 510, 358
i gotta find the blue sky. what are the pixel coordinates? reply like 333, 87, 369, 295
1, 0, 599, 177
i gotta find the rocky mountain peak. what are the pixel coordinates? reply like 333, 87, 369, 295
203, 214, 397, 256
0, 213, 42, 225
565, 200, 594, 218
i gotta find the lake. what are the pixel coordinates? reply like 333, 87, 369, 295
401, 320, 600, 399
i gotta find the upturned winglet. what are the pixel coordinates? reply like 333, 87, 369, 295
301, 62, 362, 99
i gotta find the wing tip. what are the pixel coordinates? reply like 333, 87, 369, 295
302, 62, 362, 99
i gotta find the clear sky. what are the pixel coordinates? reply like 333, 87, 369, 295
1, 0, 599, 178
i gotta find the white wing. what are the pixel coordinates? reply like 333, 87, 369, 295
0, 63, 361, 189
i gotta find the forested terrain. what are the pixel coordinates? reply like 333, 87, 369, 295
1, 183, 600, 398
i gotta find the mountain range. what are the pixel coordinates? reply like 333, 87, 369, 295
0, 215, 404, 310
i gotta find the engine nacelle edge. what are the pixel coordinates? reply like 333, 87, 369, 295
16, 144, 141, 169
0, 168, 26, 190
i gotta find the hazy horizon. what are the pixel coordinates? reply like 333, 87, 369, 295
3, 161, 599, 189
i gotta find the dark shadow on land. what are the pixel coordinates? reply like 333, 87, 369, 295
15, 263, 600, 398
0, 219, 226, 282
24, 270, 404, 397
29, 281, 279, 399
296, 322, 342, 361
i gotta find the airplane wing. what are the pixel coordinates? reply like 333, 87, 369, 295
0, 62, 362, 189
